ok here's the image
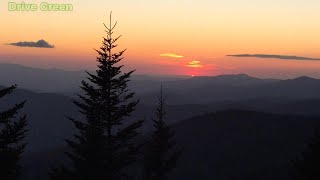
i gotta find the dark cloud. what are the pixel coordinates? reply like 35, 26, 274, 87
8, 39, 54, 48
227, 54, 320, 61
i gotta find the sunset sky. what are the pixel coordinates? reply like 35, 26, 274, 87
1, 0, 320, 78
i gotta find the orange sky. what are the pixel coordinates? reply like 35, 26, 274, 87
1, 0, 320, 78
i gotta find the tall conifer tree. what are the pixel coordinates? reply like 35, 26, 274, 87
143, 86, 182, 180
53, 13, 144, 180
0, 85, 27, 180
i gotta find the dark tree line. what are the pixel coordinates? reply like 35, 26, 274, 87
0, 85, 27, 180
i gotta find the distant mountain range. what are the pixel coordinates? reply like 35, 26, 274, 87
2, 85, 320, 152
0, 63, 189, 94
140, 73, 320, 105
2, 63, 320, 105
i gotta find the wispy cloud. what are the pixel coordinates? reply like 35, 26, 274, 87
160, 53, 184, 58
227, 54, 320, 61
7, 39, 54, 48
186, 60, 204, 68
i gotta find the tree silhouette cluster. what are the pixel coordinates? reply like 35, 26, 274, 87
0, 85, 27, 180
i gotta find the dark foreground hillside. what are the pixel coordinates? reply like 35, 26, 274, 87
171, 110, 320, 180
22, 110, 320, 180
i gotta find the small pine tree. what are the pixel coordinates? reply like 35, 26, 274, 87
52, 12, 144, 180
143, 86, 182, 180
0, 85, 27, 180
293, 128, 320, 180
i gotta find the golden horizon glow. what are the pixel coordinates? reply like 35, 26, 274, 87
1, 0, 320, 77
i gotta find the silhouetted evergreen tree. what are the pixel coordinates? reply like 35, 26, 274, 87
51, 12, 143, 180
0, 85, 27, 180
293, 128, 320, 180
143, 86, 182, 180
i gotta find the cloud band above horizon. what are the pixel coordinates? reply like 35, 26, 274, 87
8, 39, 54, 48
227, 54, 320, 61
160, 53, 184, 58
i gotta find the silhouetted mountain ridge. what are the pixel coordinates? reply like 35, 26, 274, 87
171, 109, 320, 180
3, 63, 320, 105
187, 74, 278, 86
